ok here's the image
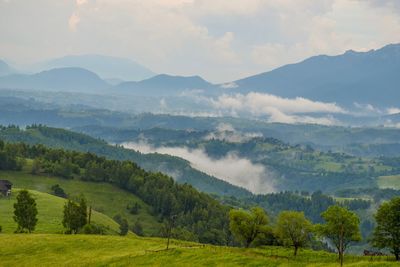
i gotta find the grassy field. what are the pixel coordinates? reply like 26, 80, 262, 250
0, 169, 162, 235
0, 234, 397, 266
0, 189, 120, 234
378, 175, 400, 189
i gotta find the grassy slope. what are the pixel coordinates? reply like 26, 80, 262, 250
378, 175, 400, 190
0, 169, 162, 235
0, 234, 397, 267
0, 189, 119, 234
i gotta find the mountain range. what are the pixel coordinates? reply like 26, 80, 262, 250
0, 43, 399, 108
36, 54, 155, 81
115, 74, 215, 96
232, 43, 400, 108
0, 67, 109, 92
0, 60, 16, 77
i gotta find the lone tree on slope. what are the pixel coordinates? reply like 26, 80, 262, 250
316, 205, 361, 267
13, 190, 38, 233
372, 197, 400, 261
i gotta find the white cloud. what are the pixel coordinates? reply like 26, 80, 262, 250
211, 92, 344, 125
1, 0, 400, 82
68, 13, 80, 32
387, 107, 400, 115
213, 92, 345, 114
204, 123, 262, 143
76, 0, 88, 6
220, 82, 238, 89
122, 141, 276, 193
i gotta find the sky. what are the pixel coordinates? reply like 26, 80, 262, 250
1, 0, 400, 82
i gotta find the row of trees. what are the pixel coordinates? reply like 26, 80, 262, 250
229, 197, 400, 264
9, 190, 128, 236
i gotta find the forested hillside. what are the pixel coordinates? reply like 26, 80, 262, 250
0, 138, 231, 244
0, 125, 250, 197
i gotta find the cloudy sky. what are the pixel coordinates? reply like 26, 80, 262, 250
1, 0, 399, 82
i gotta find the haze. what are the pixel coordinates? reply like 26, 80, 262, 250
1, 0, 400, 82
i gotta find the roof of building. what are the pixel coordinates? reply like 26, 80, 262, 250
0, 180, 12, 191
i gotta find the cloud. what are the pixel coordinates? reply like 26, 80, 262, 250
204, 123, 262, 143
122, 141, 276, 193
387, 107, 400, 115
68, 13, 80, 32
210, 92, 345, 124
1, 0, 400, 82
361, 0, 400, 12
76, 0, 88, 6
220, 82, 238, 89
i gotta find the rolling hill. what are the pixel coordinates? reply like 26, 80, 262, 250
0, 125, 250, 197
0, 189, 120, 234
0, 168, 161, 235
37, 54, 155, 81
0, 67, 109, 92
115, 74, 216, 96
232, 43, 400, 107
0, 234, 397, 266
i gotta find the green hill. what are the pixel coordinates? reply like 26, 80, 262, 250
0, 234, 397, 266
0, 125, 250, 197
0, 189, 120, 234
0, 168, 161, 235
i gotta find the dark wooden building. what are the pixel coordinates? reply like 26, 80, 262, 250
0, 180, 12, 196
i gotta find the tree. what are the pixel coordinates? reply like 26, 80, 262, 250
62, 198, 87, 234
13, 190, 38, 233
132, 221, 144, 236
229, 207, 269, 248
275, 211, 313, 256
51, 184, 67, 198
119, 218, 129, 236
316, 205, 361, 266
372, 197, 400, 261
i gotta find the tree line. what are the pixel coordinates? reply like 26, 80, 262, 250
229, 197, 400, 265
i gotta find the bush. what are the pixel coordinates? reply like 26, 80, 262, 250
81, 224, 105, 235
51, 184, 67, 198
119, 219, 129, 236
131, 221, 144, 236
0, 225, 2, 233
127, 202, 141, 215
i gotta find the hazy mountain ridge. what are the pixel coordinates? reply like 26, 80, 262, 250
232, 43, 400, 107
0, 59, 16, 77
115, 74, 216, 96
0, 67, 109, 92
36, 54, 155, 81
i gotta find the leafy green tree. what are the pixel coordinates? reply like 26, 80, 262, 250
316, 206, 361, 266
372, 197, 400, 261
132, 220, 144, 236
229, 207, 269, 248
62, 198, 87, 234
275, 211, 313, 256
119, 218, 129, 236
13, 190, 38, 233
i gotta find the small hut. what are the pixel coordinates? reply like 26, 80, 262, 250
0, 180, 12, 196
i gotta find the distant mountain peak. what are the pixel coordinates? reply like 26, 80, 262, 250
0, 59, 16, 77
233, 43, 400, 107
0, 66, 109, 92
36, 54, 155, 81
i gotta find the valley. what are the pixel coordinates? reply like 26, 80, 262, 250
1, 7, 400, 264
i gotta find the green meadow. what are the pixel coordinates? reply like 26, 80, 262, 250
378, 175, 400, 190
0, 169, 161, 235
0, 189, 120, 234
0, 234, 397, 267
